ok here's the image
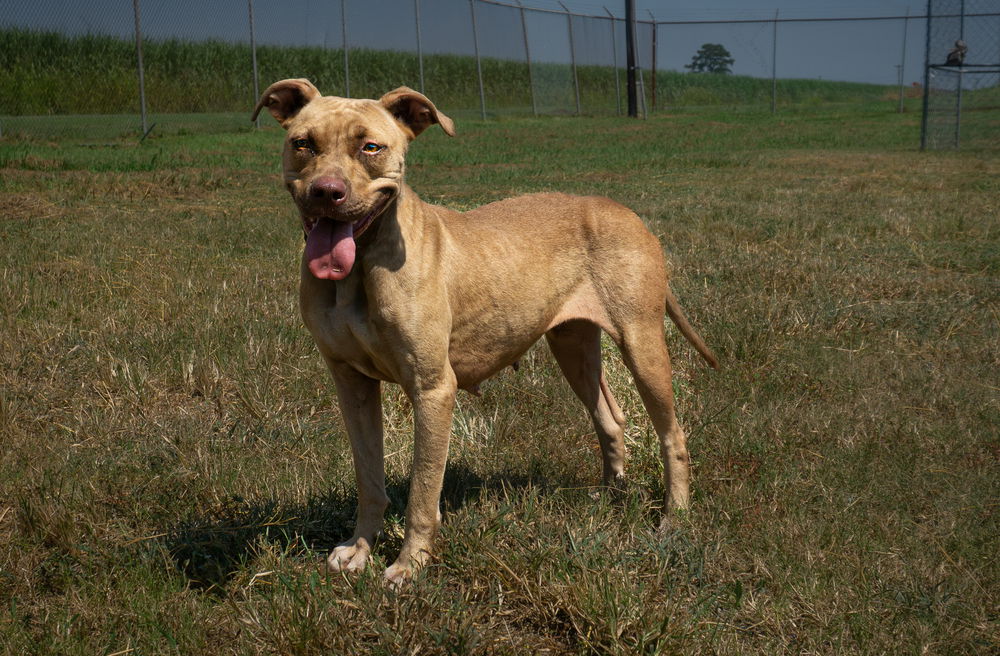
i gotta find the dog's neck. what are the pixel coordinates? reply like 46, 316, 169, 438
360, 182, 449, 278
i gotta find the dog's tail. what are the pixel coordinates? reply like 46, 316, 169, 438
665, 286, 719, 369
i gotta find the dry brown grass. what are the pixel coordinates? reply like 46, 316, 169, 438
1, 108, 998, 654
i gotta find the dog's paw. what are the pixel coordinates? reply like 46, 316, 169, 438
326, 537, 373, 573
382, 562, 413, 591
382, 548, 431, 591
656, 506, 691, 535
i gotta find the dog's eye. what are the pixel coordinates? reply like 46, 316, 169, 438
361, 142, 383, 155
291, 138, 313, 153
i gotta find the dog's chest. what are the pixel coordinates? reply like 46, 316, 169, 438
300, 275, 401, 383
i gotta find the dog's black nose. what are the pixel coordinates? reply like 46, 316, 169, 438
310, 176, 349, 205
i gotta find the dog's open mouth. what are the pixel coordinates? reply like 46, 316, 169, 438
302, 199, 387, 281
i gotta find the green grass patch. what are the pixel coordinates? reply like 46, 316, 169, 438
1, 105, 998, 654
2, 26, 904, 133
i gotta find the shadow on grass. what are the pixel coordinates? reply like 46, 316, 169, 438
163, 463, 537, 592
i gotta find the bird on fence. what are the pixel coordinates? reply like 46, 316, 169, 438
945, 40, 967, 66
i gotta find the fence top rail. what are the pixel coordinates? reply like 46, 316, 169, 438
650, 11, 998, 26
477, 1, 998, 26
476, 0, 625, 21
930, 63, 1000, 71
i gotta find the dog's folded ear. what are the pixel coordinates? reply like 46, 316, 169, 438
252, 78, 320, 126
379, 87, 456, 139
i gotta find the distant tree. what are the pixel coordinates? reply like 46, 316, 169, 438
685, 43, 734, 74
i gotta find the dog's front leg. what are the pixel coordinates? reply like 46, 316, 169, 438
326, 362, 388, 574
383, 371, 457, 588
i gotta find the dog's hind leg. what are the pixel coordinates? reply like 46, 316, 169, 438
545, 320, 627, 485
617, 320, 690, 511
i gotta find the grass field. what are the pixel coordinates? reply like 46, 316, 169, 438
1, 104, 998, 654
1, 27, 903, 127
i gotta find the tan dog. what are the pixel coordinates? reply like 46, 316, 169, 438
252, 79, 717, 587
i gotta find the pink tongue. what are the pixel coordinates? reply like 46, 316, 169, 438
305, 218, 355, 280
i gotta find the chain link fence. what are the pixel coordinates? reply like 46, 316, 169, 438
921, 0, 1000, 149
1, 0, 996, 145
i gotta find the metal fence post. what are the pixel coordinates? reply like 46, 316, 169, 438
249, 0, 260, 127
625, 0, 637, 117
920, 0, 932, 150
470, 0, 486, 119
604, 8, 621, 115
954, 0, 965, 148
897, 8, 909, 113
517, 1, 537, 115
771, 9, 779, 114
638, 64, 647, 118
415, 0, 425, 94
559, 2, 581, 115
341, 0, 350, 97
648, 10, 657, 112
132, 0, 148, 136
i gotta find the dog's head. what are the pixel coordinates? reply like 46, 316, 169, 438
252, 79, 455, 280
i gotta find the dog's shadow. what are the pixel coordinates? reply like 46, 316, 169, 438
163, 463, 536, 592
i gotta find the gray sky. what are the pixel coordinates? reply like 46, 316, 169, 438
553, 0, 923, 21
530, 0, 928, 84
1, 0, 945, 85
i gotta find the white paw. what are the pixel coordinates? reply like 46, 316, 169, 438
326, 538, 372, 573
382, 562, 413, 591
